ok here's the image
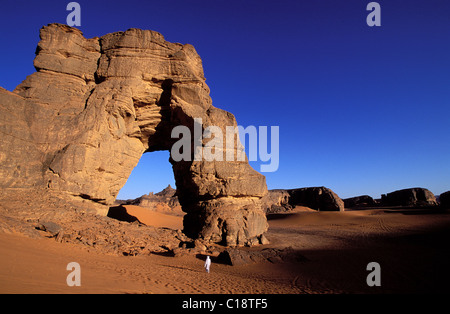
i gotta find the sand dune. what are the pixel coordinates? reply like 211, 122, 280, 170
1, 207, 450, 294
122, 205, 183, 230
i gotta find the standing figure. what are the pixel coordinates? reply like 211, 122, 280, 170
204, 256, 211, 273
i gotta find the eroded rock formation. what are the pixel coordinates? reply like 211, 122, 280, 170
381, 188, 437, 207
260, 187, 344, 212
0, 23, 268, 246
260, 189, 292, 213
287, 187, 345, 211
440, 191, 450, 209
119, 185, 181, 215
343, 195, 376, 208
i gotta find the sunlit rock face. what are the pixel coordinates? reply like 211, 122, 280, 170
0, 23, 268, 246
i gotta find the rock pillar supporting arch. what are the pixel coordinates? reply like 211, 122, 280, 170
0, 23, 268, 246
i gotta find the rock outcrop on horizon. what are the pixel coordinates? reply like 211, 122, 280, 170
0, 23, 268, 246
439, 191, 450, 209
260, 189, 292, 213
343, 195, 376, 208
119, 185, 182, 215
381, 188, 437, 207
261, 186, 345, 212
287, 187, 345, 211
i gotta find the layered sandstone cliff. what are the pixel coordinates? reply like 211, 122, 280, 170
0, 23, 268, 246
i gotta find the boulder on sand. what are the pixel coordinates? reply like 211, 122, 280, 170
439, 191, 450, 209
343, 195, 376, 208
260, 189, 292, 213
381, 188, 437, 207
260, 186, 344, 212
286, 187, 345, 211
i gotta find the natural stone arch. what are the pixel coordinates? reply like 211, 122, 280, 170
0, 24, 268, 246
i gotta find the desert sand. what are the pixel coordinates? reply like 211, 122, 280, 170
1, 206, 450, 294
122, 205, 184, 229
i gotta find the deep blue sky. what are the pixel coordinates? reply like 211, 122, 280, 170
1, 0, 449, 200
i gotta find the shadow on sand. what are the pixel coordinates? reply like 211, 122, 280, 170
107, 205, 142, 223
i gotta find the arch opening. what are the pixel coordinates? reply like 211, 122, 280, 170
109, 150, 184, 229
116, 151, 175, 202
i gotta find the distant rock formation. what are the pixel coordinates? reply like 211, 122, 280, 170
260, 189, 292, 213
287, 187, 345, 211
0, 23, 268, 246
343, 195, 376, 208
381, 188, 437, 207
261, 186, 344, 212
439, 191, 450, 209
119, 185, 182, 215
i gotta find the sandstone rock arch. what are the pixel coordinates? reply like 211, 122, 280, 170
0, 24, 268, 246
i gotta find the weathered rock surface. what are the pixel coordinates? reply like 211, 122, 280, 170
439, 191, 450, 209
260, 187, 344, 212
0, 23, 268, 246
0, 188, 185, 256
343, 195, 376, 208
381, 188, 437, 207
287, 187, 345, 211
260, 189, 292, 213
119, 185, 182, 215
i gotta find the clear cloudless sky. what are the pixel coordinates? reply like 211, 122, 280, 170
1, 0, 449, 200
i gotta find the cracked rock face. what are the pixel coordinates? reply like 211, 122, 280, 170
0, 23, 268, 246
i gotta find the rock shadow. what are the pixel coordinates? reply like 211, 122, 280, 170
107, 205, 142, 223
195, 253, 229, 265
